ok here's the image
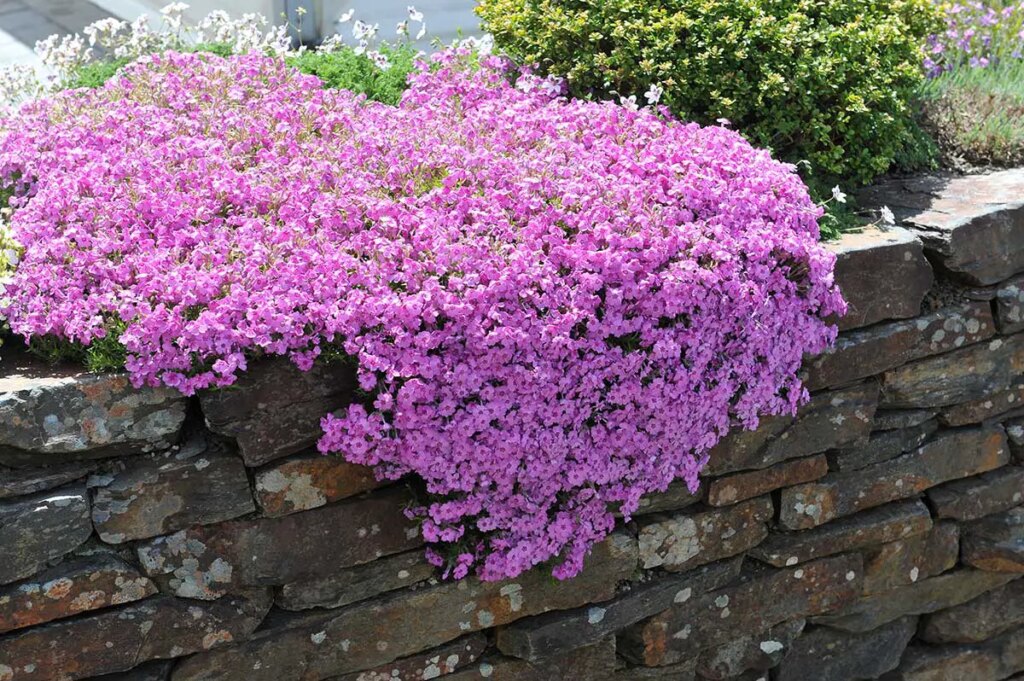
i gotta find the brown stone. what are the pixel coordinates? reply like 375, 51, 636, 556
87, 660, 175, 681
705, 383, 877, 476
859, 169, 1024, 285
812, 568, 1018, 632
495, 558, 741, 662
962, 506, 1024, 572
199, 357, 357, 467
331, 634, 487, 681
0, 555, 156, 634
619, 554, 863, 666
804, 302, 994, 391
941, 382, 1024, 426
997, 275, 1024, 333
92, 442, 254, 544
638, 497, 772, 572
862, 521, 960, 595
887, 626, 1024, 680
707, 456, 827, 507
446, 639, 617, 681
633, 480, 703, 516
880, 335, 1024, 408
0, 483, 92, 584
826, 420, 938, 472
826, 226, 933, 331
254, 452, 382, 518
169, 534, 637, 681
752, 500, 932, 567
921, 578, 1024, 644
276, 548, 434, 611
0, 591, 272, 681
775, 616, 917, 681
0, 352, 186, 466
137, 486, 422, 599
927, 466, 1024, 521
779, 426, 1009, 530
696, 618, 805, 680
613, 661, 697, 681
0, 460, 94, 500
873, 409, 937, 431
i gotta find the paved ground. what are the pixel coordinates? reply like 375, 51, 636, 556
0, 0, 480, 67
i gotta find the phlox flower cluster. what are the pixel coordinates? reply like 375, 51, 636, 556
0, 50, 843, 580
925, 1, 1024, 75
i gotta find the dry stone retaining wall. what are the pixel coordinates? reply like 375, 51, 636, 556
3, 169, 1024, 681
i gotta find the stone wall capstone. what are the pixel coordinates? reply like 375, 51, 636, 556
2, 169, 1024, 681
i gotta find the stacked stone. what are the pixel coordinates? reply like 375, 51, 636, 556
1, 169, 1024, 681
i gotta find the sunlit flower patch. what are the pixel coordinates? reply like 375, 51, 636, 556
0, 49, 843, 580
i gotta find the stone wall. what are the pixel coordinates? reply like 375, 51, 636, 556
2, 169, 1024, 681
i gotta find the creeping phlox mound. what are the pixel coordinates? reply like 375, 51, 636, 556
0, 50, 844, 580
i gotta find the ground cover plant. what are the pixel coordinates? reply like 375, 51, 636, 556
914, 1, 1024, 167
0, 37, 844, 579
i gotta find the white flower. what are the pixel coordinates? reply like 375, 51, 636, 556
620, 94, 638, 111
160, 2, 189, 15
337, 9, 355, 24
831, 186, 847, 204
370, 51, 391, 70
716, 117, 731, 127
644, 84, 663, 105
880, 206, 896, 225
352, 20, 378, 41
408, 5, 425, 22
416, 23, 427, 40
353, 40, 367, 56
3, 249, 19, 267
294, 6, 307, 17
395, 20, 409, 36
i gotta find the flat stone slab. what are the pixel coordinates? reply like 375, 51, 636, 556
92, 438, 255, 543
775, 616, 917, 681
0, 483, 92, 584
921, 578, 1024, 644
0, 590, 271, 681
495, 559, 741, 662
880, 335, 1024, 409
779, 426, 1009, 530
253, 451, 381, 518
137, 485, 422, 599
169, 534, 637, 681
199, 357, 357, 467
811, 568, 1017, 632
0, 555, 156, 634
861, 521, 959, 595
620, 554, 863, 666
637, 496, 772, 572
962, 506, 1024, 572
859, 169, 1024, 285
752, 499, 932, 567
826, 226, 932, 331
0, 460, 94, 499
0, 353, 185, 466
276, 548, 434, 611
705, 383, 877, 476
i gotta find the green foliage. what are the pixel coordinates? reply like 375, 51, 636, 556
477, 0, 944, 186
62, 58, 132, 89
285, 43, 418, 105
28, 321, 127, 373
59, 42, 418, 106
917, 60, 1024, 168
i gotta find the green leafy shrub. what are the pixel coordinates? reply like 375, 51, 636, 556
477, 0, 944, 185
